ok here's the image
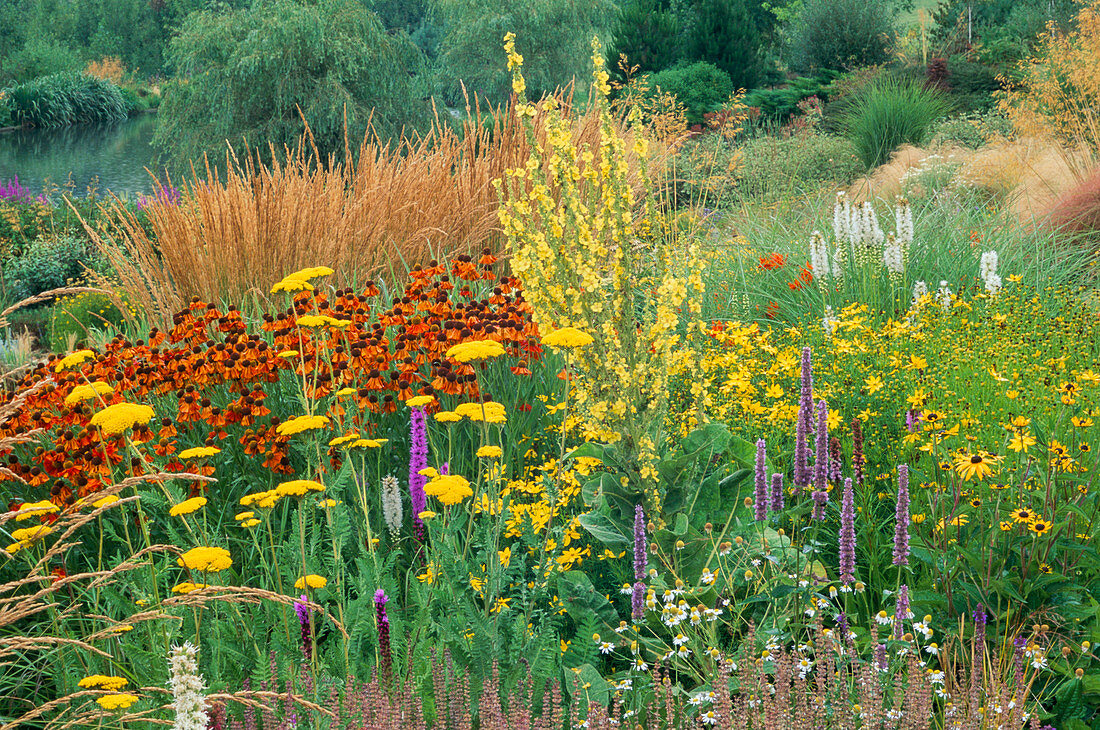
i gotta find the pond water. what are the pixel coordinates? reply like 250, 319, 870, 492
0, 114, 169, 199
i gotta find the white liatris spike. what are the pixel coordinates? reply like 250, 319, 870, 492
831, 243, 847, 280
832, 192, 849, 243
822, 306, 839, 339
895, 196, 913, 246
809, 230, 830, 279
860, 202, 877, 245
979, 250, 1002, 294
848, 198, 862, 245
911, 281, 929, 309
883, 234, 905, 275
937, 280, 953, 311
381, 474, 402, 535
169, 642, 207, 730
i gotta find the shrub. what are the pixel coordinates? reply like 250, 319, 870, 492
839, 78, 953, 169
734, 133, 863, 201
3, 235, 102, 301
48, 290, 132, 350
680, 0, 763, 90
931, 111, 1014, 149
786, 0, 893, 72
648, 61, 733, 125
606, 0, 682, 77
1, 72, 128, 128
944, 57, 1002, 111
742, 73, 837, 123
3, 37, 83, 84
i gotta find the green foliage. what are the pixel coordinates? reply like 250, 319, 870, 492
680, 0, 762, 90
434, 0, 617, 105
49, 290, 131, 350
941, 56, 1002, 112
3, 37, 83, 84
647, 62, 733, 125
736, 132, 863, 200
606, 0, 682, 77
930, 110, 1014, 149
742, 72, 838, 121
839, 78, 953, 169
3, 234, 103, 301
152, 0, 430, 168
1, 72, 129, 128
786, 0, 893, 72
932, 0, 1078, 67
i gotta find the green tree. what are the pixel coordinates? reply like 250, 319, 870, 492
433, 0, 617, 105
681, 0, 762, 90
786, 0, 894, 71
606, 0, 682, 78
152, 0, 429, 168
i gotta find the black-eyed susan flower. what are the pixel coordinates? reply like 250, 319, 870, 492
1029, 518, 1053, 536
1011, 507, 1036, 524
954, 451, 997, 481
177, 546, 232, 573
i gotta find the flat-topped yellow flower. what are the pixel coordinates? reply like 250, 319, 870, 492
276, 479, 325, 497
90, 403, 155, 436
64, 381, 114, 405
177, 546, 232, 573
171, 581, 206, 594
92, 495, 119, 509
446, 339, 506, 362
296, 314, 338, 328
168, 497, 207, 517
239, 490, 280, 508
454, 401, 507, 424
11, 525, 52, 542
96, 693, 138, 710
406, 394, 435, 408
271, 278, 314, 294
328, 433, 360, 447
477, 445, 503, 459
14, 500, 59, 520
277, 350, 300, 358
54, 349, 95, 372
424, 474, 473, 506
276, 415, 329, 437
79, 675, 129, 691
285, 265, 334, 281
239, 518, 261, 528
294, 574, 328, 590
434, 411, 461, 423
541, 327, 594, 349
335, 387, 356, 396
178, 446, 220, 459
234, 511, 254, 521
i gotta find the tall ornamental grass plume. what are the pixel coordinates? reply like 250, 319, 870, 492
840, 78, 953, 169
497, 33, 705, 515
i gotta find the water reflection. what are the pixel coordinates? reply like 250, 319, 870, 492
0, 114, 169, 199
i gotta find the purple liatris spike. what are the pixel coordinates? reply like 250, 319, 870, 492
633, 504, 646, 581
794, 347, 814, 487
753, 439, 768, 520
770, 472, 784, 513
894, 584, 911, 640
375, 589, 392, 676
893, 464, 910, 566
293, 595, 311, 660
408, 407, 428, 536
838, 478, 855, 585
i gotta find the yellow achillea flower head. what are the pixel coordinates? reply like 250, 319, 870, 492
276, 415, 329, 437
275, 480, 325, 497
328, 433, 360, 447
171, 581, 206, 594
177, 546, 232, 573
64, 381, 114, 405
234, 511, 254, 521
476, 445, 503, 459
424, 474, 473, 506
177, 446, 220, 459
335, 387, 356, 396
296, 314, 336, 328
348, 439, 382, 449
14, 500, 59, 520
434, 411, 461, 423
11, 525, 52, 540
96, 693, 139, 710
239, 518, 261, 528
90, 403, 155, 435
54, 349, 95, 372
406, 394, 435, 408
79, 675, 129, 691
454, 401, 507, 424
271, 278, 314, 294
294, 574, 328, 590
541, 327, 594, 349
285, 266, 334, 282
92, 495, 119, 509
445, 339, 506, 362
168, 497, 207, 517
277, 350, 299, 358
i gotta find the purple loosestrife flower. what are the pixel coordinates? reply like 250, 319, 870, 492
0, 176, 33, 203
794, 347, 814, 488
753, 439, 768, 520
893, 464, 910, 566
375, 589, 393, 677
293, 595, 311, 660
810, 400, 829, 520
838, 478, 855, 585
770, 473, 784, 513
408, 407, 429, 537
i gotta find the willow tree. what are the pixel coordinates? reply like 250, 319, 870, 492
152, 0, 429, 168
